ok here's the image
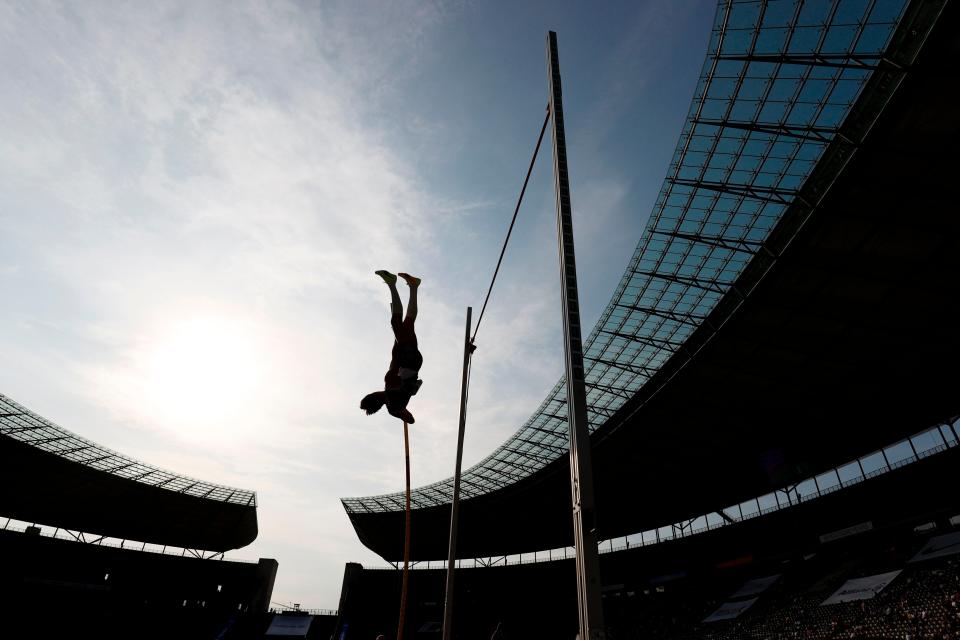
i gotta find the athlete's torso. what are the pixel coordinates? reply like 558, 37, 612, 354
385, 341, 423, 390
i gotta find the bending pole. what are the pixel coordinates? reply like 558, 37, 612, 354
442, 306, 474, 640
397, 420, 412, 640
546, 31, 606, 639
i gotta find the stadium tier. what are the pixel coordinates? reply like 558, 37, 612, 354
342, 0, 960, 561
0, 393, 257, 551
0, 525, 279, 640
335, 440, 960, 639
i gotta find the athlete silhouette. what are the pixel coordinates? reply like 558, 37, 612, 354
360, 271, 423, 424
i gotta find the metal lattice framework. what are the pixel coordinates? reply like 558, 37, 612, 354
0, 393, 256, 506
343, 0, 912, 514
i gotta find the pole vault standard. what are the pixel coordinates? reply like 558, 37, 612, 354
546, 31, 606, 639
442, 99, 550, 640
442, 307, 474, 640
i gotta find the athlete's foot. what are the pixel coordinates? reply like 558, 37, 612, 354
398, 272, 421, 288
375, 270, 397, 285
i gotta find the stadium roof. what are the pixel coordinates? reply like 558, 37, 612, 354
0, 393, 258, 551
344, 0, 960, 560
362, 440, 960, 572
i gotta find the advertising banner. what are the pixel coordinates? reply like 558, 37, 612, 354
822, 570, 901, 605
703, 597, 758, 622
910, 531, 960, 563
731, 574, 780, 599
819, 521, 873, 543
266, 615, 314, 637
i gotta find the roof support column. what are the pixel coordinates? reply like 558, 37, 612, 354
547, 30, 606, 640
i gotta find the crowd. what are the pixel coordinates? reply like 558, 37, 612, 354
688, 559, 960, 640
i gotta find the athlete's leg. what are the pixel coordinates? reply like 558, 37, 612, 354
405, 280, 418, 323
398, 273, 420, 326
376, 270, 404, 338
388, 283, 403, 321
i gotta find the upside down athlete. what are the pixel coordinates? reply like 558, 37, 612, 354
360, 270, 423, 424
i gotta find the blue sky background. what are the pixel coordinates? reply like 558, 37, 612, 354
0, 1, 714, 608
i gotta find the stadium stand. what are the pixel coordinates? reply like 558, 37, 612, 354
335, 443, 960, 638
0, 393, 279, 637
264, 610, 339, 639
336, 0, 960, 636
3, 0, 956, 636
0, 525, 277, 639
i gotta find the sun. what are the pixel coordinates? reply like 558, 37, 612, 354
145, 316, 262, 436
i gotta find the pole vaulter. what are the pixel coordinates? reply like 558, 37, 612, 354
360, 270, 423, 640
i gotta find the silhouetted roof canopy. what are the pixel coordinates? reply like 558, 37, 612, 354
344, 0, 960, 561
0, 394, 257, 551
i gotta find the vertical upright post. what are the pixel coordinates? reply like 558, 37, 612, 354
546, 30, 606, 640
442, 307, 474, 640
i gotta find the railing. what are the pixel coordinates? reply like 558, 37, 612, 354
269, 606, 339, 617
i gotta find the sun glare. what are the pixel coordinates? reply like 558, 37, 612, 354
145, 316, 262, 436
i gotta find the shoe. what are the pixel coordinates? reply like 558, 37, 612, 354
398, 272, 421, 287
375, 270, 397, 285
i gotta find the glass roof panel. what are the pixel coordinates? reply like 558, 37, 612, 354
343, 0, 911, 514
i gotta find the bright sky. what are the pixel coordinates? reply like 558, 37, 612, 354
0, 1, 713, 608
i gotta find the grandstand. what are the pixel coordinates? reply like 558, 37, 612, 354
336, 440, 960, 637
0, 392, 279, 638
339, 0, 960, 637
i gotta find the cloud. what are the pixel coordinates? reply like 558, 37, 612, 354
0, 0, 464, 606
0, 0, 701, 609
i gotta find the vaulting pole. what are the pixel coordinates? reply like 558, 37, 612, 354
442, 306, 474, 640
397, 420, 412, 640
546, 31, 606, 639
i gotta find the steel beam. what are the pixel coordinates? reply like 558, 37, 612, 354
711, 52, 884, 70
692, 118, 840, 143
598, 328, 685, 350
504, 447, 557, 466
667, 177, 798, 205
514, 437, 568, 456
650, 229, 773, 257
631, 270, 734, 296
615, 302, 709, 328
716, 510, 737, 525
583, 355, 657, 377
585, 382, 634, 401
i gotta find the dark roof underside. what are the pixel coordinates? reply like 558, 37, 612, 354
348, 0, 960, 561
0, 435, 257, 551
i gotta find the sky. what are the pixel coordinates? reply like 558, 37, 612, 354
0, 0, 714, 608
